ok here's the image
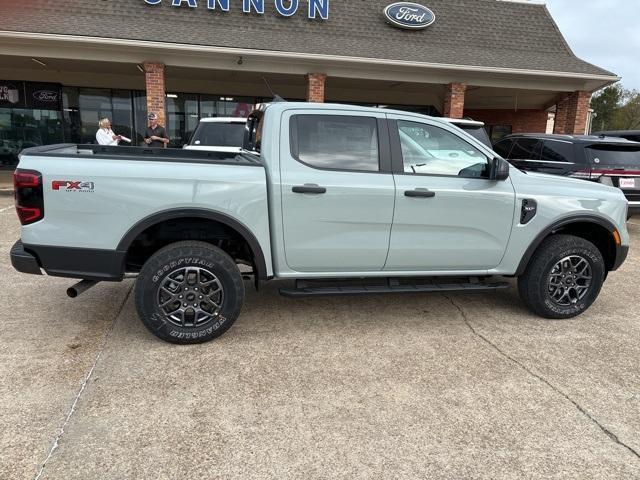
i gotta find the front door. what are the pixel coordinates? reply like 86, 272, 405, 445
385, 115, 516, 272
280, 109, 395, 273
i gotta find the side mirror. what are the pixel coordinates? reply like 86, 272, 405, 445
490, 157, 510, 181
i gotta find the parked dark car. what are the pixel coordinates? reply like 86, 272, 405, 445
592, 130, 640, 142
494, 134, 640, 217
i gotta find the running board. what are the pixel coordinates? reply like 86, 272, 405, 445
279, 278, 510, 298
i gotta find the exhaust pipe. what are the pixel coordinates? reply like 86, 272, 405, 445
67, 280, 99, 298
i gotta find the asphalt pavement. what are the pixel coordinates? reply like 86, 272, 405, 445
1, 197, 639, 479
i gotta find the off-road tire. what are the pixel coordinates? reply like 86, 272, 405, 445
135, 241, 245, 344
518, 234, 605, 319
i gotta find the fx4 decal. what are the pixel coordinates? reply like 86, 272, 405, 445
52, 181, 95, 192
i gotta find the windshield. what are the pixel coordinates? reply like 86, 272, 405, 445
455, 124, 492, 148
189, 122, 245, 147
587, 145, 640, 166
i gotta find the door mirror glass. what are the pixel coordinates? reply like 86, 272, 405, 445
490, 157, 510, 181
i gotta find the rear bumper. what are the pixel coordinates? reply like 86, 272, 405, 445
10, 240, 42, 275
10, 239, 126, 281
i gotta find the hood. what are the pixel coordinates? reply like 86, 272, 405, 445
511, 170, 624, 199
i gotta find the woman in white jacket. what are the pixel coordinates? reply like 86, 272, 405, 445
95, 118, 122, 146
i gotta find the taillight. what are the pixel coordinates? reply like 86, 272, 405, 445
14, 169, 44, 225
568, 170, 602, 180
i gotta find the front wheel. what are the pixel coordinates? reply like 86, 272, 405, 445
518, 234, 605, 319
135, 241, 245, 344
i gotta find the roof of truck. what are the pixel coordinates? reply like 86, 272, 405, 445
199, 117, 247, 124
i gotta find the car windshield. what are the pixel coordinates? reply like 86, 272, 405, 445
189, 122, 245, 147
455, 124, 492, 148
586, 145, 640, 166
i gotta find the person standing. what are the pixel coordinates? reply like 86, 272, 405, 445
96, 118, 122, 146
144, 113, 170, 148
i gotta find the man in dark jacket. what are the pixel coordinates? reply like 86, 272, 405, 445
144, 113, 170, 148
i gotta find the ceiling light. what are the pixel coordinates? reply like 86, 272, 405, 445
166, 94, 178, 98
137, 64, 145, 73
31, 58, 46, 67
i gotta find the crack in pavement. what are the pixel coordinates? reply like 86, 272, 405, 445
33, 284, 134, 480
442, 293, 640, 462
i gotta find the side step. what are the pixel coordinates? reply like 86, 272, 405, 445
279, 277, 510, 298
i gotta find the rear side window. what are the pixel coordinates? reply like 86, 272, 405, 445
541, 140, 574, 163
510, 138, 543, 160
493, 139, 514, 158
291, 115, 379, 172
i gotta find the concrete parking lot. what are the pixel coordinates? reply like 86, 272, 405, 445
1, 195, 639, 480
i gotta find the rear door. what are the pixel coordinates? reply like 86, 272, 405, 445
279, 109, 396, 272
385, 115, 515, 271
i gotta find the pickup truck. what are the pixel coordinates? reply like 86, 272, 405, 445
11, 102, 630, 344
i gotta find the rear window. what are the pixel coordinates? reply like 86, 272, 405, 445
190, 122, 246, 147
455, 125, 492, 148
291, 115, 379, 172
586, 145, 640, 166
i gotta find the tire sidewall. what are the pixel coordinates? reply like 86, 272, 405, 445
537, 242, 604, 317
136, 243, 244, 343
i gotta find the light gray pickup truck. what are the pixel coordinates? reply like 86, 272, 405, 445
11, 102, 630, 344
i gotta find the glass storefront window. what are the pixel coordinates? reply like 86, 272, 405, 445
166, 93, 198, 147
0, 108, 63, 167
200, 95, 255, 119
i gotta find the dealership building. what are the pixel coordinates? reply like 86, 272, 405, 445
0, 0, 618, 159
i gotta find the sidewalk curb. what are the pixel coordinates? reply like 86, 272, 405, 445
0, 189, 14, 197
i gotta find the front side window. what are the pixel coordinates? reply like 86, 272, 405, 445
493, 139, 514, 158
510, 138, 543, 160
397, 121, 490, 178
292, 115, 379, 172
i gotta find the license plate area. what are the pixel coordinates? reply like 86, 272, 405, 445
619, 178, 637, 189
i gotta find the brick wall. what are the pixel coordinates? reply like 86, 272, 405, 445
306, 73, 327, 103
143, 62, 167, 127
464, 109, 549, 134
443, 83, 467, 119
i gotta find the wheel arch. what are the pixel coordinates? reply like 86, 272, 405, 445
515, 215, 623, 276
117, 208, 269, 281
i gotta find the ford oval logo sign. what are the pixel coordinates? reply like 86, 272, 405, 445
384, 2, 435, 30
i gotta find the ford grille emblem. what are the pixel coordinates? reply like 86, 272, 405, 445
384, 2, 436, 30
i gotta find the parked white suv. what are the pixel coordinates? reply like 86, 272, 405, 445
184, 117, 247, 153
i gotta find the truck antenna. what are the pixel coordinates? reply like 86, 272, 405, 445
262, 77, 286, 103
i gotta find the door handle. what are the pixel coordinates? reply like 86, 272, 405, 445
292, 184, 327, 194
404, 189, 436, 198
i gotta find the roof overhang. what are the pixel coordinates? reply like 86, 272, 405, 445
0, 30, 620, 93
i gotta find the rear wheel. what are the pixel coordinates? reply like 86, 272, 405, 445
135, 241, 245, 344
518, 234, 605, 319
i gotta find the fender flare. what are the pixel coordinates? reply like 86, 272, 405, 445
514, 214, 620, 276
117, 208, 269, 280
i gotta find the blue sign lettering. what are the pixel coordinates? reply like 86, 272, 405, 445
145, 0, 328, 19
275, 0, 298, 17
207, 0, 229, 10
171, 0, 197, 7
308, 0, 329, 20
243, 0, 264, 14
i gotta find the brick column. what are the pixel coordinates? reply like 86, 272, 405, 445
564, 91, 591, 135
553, 95, 569, 134
443, 82, 467, 119
306, 73, 327, 103
143, 62, 167, 127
